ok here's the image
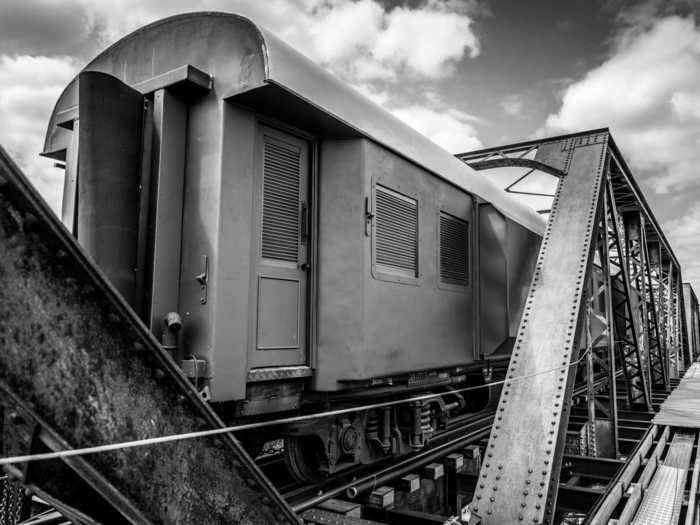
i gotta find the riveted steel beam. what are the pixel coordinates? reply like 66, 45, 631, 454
466, 131, 611, 524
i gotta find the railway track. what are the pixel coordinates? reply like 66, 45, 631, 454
283, 411, 494, 510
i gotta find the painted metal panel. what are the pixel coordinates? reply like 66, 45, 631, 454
60, 120, 79, 233
77, 71, 143, 306
314, 138, 475, 390
147, 89, 187, 334
363, 140, 474, 381
257, 276, 301, 349
479, 205, 508, 356
177, 93, 222, 394
251, 125, 309, 368
507, 221, 541, 337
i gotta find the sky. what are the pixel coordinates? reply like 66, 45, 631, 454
0, 0, 699, 288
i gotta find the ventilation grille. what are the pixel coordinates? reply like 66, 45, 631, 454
261, 139, 300, 262
440, 212, 468, 286
375, 185, 418, 275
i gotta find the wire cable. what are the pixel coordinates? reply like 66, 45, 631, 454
0, 348, 593, 466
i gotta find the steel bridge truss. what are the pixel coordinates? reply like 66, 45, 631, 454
457, 129, 687, 524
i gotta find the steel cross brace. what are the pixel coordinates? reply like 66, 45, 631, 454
640, 234, 667, 390
604, 179, 651, 411
624, 213, 654, 389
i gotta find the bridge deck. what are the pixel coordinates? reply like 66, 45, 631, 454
654, 363, 700, 428
631, 431, 695, 525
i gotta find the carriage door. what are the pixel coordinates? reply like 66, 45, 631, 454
252, 126, 310, 368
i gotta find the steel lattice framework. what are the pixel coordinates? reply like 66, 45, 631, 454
457, 129, 686, 524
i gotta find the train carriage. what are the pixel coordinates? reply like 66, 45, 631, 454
41, 12, 545, 478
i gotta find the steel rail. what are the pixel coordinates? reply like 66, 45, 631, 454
291, 415, 493, 513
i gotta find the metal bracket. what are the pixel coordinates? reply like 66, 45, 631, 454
364, 197, 374, 237
195, 255, 208, 304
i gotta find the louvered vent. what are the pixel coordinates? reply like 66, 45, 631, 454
375, 185, 418, 276
439, 212, 468, 286
261, 138, 300, 262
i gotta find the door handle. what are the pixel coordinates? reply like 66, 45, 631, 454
300, 202, 310, 242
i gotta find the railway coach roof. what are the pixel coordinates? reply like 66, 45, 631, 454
43, 11, 545, 235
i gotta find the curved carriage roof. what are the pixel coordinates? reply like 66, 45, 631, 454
43, 11, 545, 234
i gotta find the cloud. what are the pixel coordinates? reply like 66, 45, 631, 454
0, 55, 78, 214
80, 0, 480, 82
500, 94, 524, 117
347, 82, 481, 152
370, 5, 479, 78
0, 0, 98, 57
390, 105, 482, 153
664, 202, 700, 288
0, 0, 485, 213
544, 15, 700, 194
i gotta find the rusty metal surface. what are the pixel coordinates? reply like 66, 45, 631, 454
0, 146, 298, 524
467, 133, 609, 524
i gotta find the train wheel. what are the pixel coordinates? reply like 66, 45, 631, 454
283, 436, 325, 482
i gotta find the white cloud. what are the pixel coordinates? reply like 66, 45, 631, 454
372, 6, 479, 78
500, 94, 524, 117
663, 202, 700, 289
0, 55, 78, 214
0, 0, 485, 214
348, 83, 482, 152
390, 105, 482, 153
75, 0, 480, 82
544, 15, 700, 194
